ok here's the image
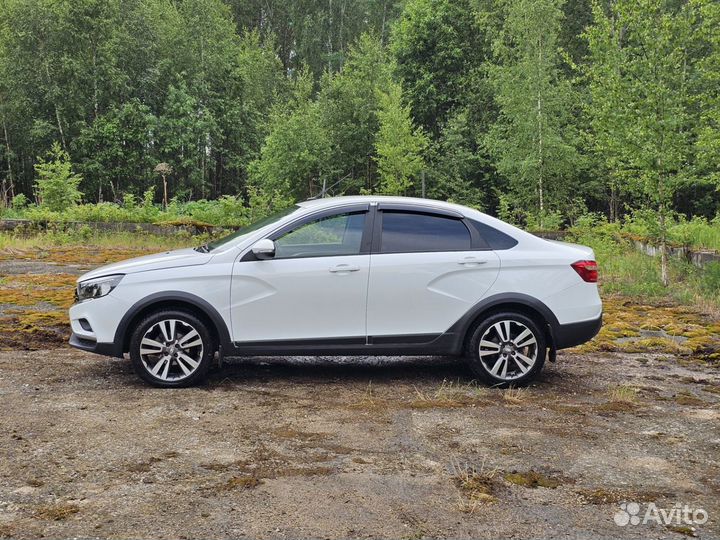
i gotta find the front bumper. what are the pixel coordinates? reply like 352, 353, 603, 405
553, 313, 603, 350
69, 333, 122, 357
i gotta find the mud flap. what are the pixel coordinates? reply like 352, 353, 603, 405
216, 344, 224, 370
548, 347, 557, 363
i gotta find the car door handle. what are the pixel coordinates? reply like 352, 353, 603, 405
329, 264, 361, 273
457, 257, 487, 266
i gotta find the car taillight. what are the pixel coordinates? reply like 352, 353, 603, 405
571, 260, 598, 283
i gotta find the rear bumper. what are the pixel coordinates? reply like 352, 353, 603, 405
553, 313, 602, 350
69, 333, 122, 357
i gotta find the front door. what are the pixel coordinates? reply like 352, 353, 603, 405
231, 209, 370, 343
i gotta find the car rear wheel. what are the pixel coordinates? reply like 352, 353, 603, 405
465, 312, 546, 387
129, 309, 214, 387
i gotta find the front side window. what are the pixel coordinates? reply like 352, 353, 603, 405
380, 211, 471, 253
274, 212, 366, 259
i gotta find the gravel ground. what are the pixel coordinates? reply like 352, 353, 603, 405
0, 346, 719, 539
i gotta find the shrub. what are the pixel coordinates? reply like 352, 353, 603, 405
701, 262, 720, 293
525, 209, 564, 231
34, 142, 83, 212
11, 193, 28, 210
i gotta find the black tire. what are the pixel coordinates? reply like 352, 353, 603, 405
465, 311, 546, 387
129, 309, 215, 388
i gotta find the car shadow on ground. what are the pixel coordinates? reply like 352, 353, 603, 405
93, 351, 579, 393
210, 355, 469, 384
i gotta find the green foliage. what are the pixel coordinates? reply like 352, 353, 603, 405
249, 71, 330, 200
9, 186, 292, 228
319, 33, 395, 192
485, 0, 581, 225
34, 142, 83, 212
74, 100, 157, 199
426, 111, 487, 209
11, 193, 28, 210
374, 83, 428, 195
692, 1, 720, 189
0, 0, 718, 239
525, 210, 564, 232
583, 0, 715, 285
569, 219, 720, 305
391, 0, 492, 136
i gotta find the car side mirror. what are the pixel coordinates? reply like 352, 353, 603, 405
251, 238, 276, 260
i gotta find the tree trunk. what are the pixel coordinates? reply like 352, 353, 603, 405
659, 200, 669, 287
328, 0, 333, 72
536, 49, 544, 228
162, 175, 168, 209
2, 118, 15, 205
380, 1, 388, 44
44, 62, 67, 151
92, 46, 99, 120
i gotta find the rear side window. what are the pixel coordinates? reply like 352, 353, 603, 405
469, 219, 518, 250
380, 212, 471, 253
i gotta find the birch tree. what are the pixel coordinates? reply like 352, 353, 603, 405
485, 0, 581, 227
585, 0, 697, 286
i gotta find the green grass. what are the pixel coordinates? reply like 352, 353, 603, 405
1, 189, 293, 229
0, 229, 202, 251
571, 226, 720, 311
617, 211, 720, 251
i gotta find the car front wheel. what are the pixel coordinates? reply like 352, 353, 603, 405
466, 312, 546, 387
129, 309, 215, 387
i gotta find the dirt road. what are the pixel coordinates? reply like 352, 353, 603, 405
1, 347, 718, 539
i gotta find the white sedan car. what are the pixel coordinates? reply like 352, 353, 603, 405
69, 196, 602, 387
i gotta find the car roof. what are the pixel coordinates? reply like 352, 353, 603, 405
297, 195, 469, 213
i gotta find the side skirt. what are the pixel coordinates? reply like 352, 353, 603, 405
227, 333, 462, 357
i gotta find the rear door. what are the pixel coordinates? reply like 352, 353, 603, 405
366, 207, 500, 339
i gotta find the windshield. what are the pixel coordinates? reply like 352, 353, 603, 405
200, 205, 300, 252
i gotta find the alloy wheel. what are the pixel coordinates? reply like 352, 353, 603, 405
478, 319, 539, 381
138, 319, 204, 381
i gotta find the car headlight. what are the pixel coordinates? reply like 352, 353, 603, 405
76, 274, 124, 302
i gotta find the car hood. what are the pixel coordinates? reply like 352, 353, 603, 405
77, 248, 212, 282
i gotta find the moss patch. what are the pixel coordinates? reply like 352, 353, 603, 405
0, 310, 69, 350
34, 503, 80, 521
217, 475, 262, 491
504, 470, 562, 489
0, 273, 76, 309
576, 487, 665, 505
573, 296, 720, 360
666, 525, 699, 537
0, 246, 156, 266
673, 392, 707, 406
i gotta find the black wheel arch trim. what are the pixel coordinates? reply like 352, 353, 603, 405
112, 291, 232, 357
445, 293, 561, 353
446, 292, 602, 353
